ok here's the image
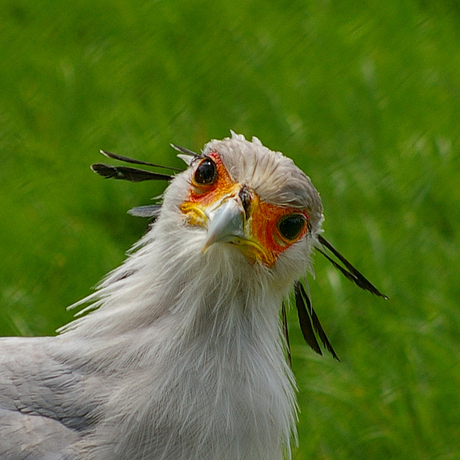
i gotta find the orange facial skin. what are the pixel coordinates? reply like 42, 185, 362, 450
180, 151, 310, 267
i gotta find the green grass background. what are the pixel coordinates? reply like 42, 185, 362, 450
1, 0, 459, 458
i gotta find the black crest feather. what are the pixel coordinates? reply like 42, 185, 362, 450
91, 164, 173, 182
294, 281, 340, 361
91, 149, 185, 183
170, 144, 201, 157
100, 150, 183, 172
317, 235, 388, 299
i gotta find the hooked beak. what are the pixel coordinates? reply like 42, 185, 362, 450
181, 187, 275, 266
202, 197, 246, 251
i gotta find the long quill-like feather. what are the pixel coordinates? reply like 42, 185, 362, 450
91, 164, 172, 182
100, 150, 183, 172
317, 235, 388, 299
295, 281, 340, 361
294, 281, 323, 357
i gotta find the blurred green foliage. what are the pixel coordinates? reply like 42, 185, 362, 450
1, 0, 459, 458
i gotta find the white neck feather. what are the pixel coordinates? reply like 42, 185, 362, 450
61, 207, 300, 459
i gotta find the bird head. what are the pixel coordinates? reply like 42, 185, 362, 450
167, 134, 323, 280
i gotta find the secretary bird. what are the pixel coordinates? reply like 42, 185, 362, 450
0, 132, 386, 459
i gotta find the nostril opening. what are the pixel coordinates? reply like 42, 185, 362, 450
239, 185, 252, 218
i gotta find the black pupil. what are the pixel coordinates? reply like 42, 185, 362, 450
194, 159, 216, 185
278, 215, 306, 241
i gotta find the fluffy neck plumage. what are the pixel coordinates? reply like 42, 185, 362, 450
65, 206, 288, 339
60, 207, 298, 459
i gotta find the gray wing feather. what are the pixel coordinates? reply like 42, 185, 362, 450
0, 408, 78, 459
0, 337, 98, 458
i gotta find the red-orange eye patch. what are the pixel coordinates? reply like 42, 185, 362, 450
250, 202, 309, 265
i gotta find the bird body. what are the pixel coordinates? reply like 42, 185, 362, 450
0, 133, 385, 459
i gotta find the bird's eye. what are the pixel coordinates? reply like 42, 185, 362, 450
277, 214, 307, 242
193, 158, 217, 186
